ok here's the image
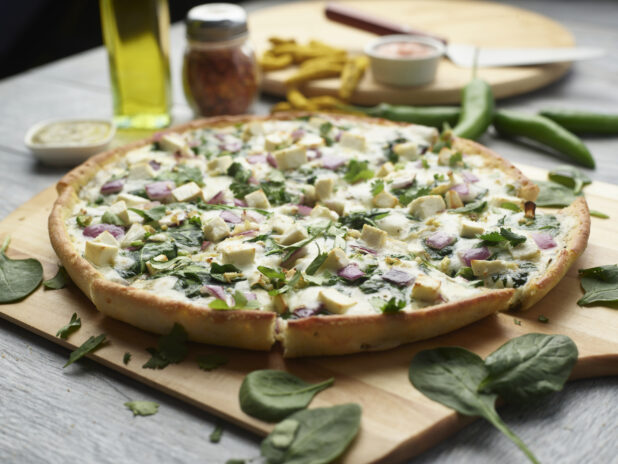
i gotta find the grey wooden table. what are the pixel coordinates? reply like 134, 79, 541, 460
1, 1, 617, 463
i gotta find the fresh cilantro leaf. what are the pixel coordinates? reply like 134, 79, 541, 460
344, 160, 374, 184
230, 182, 258, 199
380, 297, 406, 314
123, 352, 132, 365
227, 162, 252, 183
159, 164, 204, 186
371, 179, 385, 196
394, 185, 432, 207
306, 253, 327, 275
125, 401, 159, 417
44, 266, 69, 289
319, 122, 334, 146
210, 424, 224, 443
64, 334, 106, 368
56, 312, 81, 339
198, 353, 229, 371
421, 159, 430, 169
449, 152, 463, 167
500, 228, 526, 246
339, 210, 389, 230
479, 231, 504, 244
143, 323, 189, 369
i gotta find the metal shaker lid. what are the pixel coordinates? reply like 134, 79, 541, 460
186, 3, 248, 42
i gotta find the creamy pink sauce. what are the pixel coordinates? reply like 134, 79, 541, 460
375, 41, 435, 58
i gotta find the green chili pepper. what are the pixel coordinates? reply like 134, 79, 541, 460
341, 103, 460, 129
493, 110, 596, 168
452, 78, 494, 140
539, 109, 618, 135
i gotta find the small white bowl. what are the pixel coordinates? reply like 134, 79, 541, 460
25, 118, 115, 166
364, 35, 445, 87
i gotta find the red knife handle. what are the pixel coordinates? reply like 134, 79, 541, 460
324, 2, 447, 44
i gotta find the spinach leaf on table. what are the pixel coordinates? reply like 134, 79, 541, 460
64, 334, 107, 368
260, 403, 361, 464
0, 237, 43, 303
239, 370, 334, 422
197, 353, 228, 371
578, 264, 618, 307
535, 180, 581, 207
409, 347, 540, 464
143, 323, 189, 369
548, 165, 591, 194
479, 334, 578, 402
56, 312, 81, 339
43, 266, 69, 289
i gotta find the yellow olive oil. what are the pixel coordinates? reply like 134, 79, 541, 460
100, 0, 171, 129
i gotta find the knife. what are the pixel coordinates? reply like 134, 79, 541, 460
325, 3, 605, 68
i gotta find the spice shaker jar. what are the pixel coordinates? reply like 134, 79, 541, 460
183, 3, 260, 116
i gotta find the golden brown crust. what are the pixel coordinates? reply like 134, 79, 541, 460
513, 196, 590, 311
282, 289, 514, 357
48, 112, 589, 357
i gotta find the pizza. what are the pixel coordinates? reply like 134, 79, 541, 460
49, 113, 590, 357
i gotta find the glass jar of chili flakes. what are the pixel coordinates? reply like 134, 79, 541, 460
183, 3, 259, 116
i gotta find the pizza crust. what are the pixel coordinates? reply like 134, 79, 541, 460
48, 112, 590, 357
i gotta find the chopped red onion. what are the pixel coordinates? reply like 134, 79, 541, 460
234, 229, 258, 237
214, 133, 226, 141
297, 205, 313, 216
391, 175, 415, 190
248, 176, 259, 185
243, 210, 264, 223
202, 285, 227, 301
350, 244, 377, 255
219, 140, 242, 152
450, 183, 470, 197
153, 132, 164, 142
207, 190, 226, 205
322, 156, 346, 170
335, 131, 342, 142
293, 304, 324, 319
306, 149, 321, 160
531, 232, 557, 249
462, 171, 479, 183
234, 198, 247, 207
201, 241, 212, 251
267, 153, 277, 167
83, 223, 124, 239
291, 128, 305, 141
382, 269, 414, 287
337, 263, 365, 281
281, 248, 307, 268
220, 211, 241, 224
247, 154, 267, 164
459, 247, 491, 266
145, 181, 173, 200
148, 160, 161, 171
414, 160, 424, 168
425, 232, 455, 250
100, 179, 124, 195
245, 292, 257, 301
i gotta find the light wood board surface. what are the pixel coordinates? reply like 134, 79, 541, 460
250, 0, 575, 105
0, 162, 616, 464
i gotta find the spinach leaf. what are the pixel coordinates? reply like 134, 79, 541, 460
380, 297, 406, 314
143, 323, 189, 369
124, 401, 159, 417
449, 200, 487, 214
56, 313, 81, 339
479, 228, 526, 247
578, 264, 618, 307
516, 214, 560, 236
141, 241, 178, 264
479, 334, 578, 402
64, 334, 107, 368
305, 252, 327, 276
168, 224, 204, 249
209, 291, 259, 310
319, 122, 335, 146
209, 262, 242, 283
409, 347, 539, 464
260, 404, 361, 464
227, 162, 252, 183
548, 165, 591, 194
239, 370, 334, 422
159, 164, 204, 186
197, 353, 228, 371
129, 205, 167, 223
0, 238, 43, 303
535, 180, 581, 207
343, 159, 374, 183
339, 210, 389, 230
392, 184, 432, 207
101, 211, 124, 226
43, 266, 69, 289
370, 179, 384, 196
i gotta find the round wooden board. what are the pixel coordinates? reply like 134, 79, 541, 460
249, 0, 575, 105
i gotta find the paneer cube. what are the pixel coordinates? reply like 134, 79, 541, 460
117, 193, 149, 207
389, 171, 416, 189
108, 200, 130, 225
171, 182, 201, 202
376, 162, 394, 178
375, 213, 408, 237
314, 177, 334, 201
339, 132, 366, 151
471, 259, 517, 278
302, 185, 316, 205
220, 242, 256, 266
127, 210, 145, 224
84, 231, 119, 266
203, 216, 230, 242
159, 133, 192, 157
411, 274, 441, 301
128, 162, 157, 180
270, 214, 294, 233
242, 121, 263, 140
509, 239, 540, 260
310, 205, 339, 221
273, 145, 307, 170
121, 223, 146, 248
309, 116, 328, 128
323, 199, 345, 216
445, 190, 464, 209
361, 224, 387, 248
373, 190, 398, 208
460, 220, 484, 238
321, 248, 349, 271
278, 225, 308, 245
207, 155, 233, 175
245, 189, 271, 209
318, 288, 356, 314
393, 141, 419, 160
409, 195, 446, 219
298, 133, 324, 149
264, 133, 289, 151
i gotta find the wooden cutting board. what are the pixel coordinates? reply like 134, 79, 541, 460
250, 0, 575, 105
1, 164, 617, 464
